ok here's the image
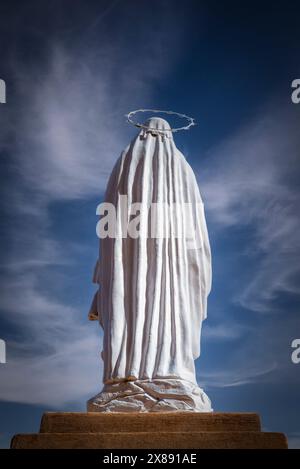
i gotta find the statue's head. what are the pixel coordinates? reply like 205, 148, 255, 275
140, 117, 173, 140
126, 109, 195, 140
143, 117, 172, 132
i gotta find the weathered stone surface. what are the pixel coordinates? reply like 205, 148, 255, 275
11, 431, 288, 449
88, 379, 212, 412
11, 412, 287, 449
40, 412, 261, 433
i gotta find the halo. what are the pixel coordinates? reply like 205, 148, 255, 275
126, 109, 196, 133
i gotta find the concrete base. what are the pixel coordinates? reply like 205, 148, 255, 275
11, 412, 288, 449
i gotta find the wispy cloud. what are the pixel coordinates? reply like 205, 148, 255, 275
199, 103, 300, 313
0, 251, 102, 406
199, 362, 277, 389
7, 6, 183, 202
0, 8, 183, 406
202, 322, 246, 341
195, 103, 300, 392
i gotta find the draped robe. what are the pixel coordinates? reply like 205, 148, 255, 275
88, 117, 212, 411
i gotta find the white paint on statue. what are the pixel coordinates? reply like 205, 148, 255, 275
88, 117, 212, 412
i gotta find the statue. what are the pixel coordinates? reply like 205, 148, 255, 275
9, 109, 288, 449
88, 111, 212, 412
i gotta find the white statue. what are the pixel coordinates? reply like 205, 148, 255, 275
88, 113, 212, 412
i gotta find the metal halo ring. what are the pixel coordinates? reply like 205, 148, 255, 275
125, 109, 196, 133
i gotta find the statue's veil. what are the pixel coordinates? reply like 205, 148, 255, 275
89, 116, 211, 388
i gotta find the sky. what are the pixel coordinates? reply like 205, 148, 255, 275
0, 0, 300, 449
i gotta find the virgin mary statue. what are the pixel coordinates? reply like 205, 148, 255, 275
88, 115, 212, 412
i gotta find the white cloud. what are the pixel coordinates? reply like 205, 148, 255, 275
0, 255, 102, 406
0, 334, 102, 408
194, 105, 300, 390
8, 9, 183, 202
202, 322, 246, 341
199, 362, 277, 389
0, 12, 183, 406
199, 104, 300, 313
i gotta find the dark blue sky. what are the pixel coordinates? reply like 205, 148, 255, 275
0, 0, 300, 448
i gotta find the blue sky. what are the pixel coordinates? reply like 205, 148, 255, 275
0, 0, 300, 448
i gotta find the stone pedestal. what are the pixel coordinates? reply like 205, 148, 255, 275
11, 412, 287, 449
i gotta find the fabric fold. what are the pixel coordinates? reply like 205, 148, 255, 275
89, 117, 212, 390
